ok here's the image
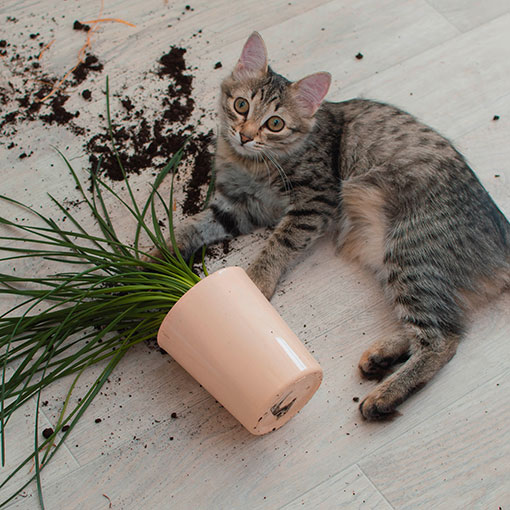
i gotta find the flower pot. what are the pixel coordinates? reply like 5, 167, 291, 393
157, 266, 323, 435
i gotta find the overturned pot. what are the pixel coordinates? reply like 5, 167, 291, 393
157, 266, 323, 435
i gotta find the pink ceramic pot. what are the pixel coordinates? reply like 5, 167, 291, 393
157, 266, 323, 435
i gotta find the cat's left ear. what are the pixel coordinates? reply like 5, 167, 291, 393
292, 72, 331, 116
233, 31, 268, 78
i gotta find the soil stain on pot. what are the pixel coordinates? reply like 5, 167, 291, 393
271, 395, 297, 419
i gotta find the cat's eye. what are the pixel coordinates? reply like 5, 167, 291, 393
265, 116, 285, 132
234, 97, 249, 115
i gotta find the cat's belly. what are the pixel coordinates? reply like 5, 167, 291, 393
337, 180, 388, 280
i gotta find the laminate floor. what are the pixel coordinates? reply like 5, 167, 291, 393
1, 1, 509, 508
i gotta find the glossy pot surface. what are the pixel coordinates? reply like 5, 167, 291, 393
157, 267, 323, 435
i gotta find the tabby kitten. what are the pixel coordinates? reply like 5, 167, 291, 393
152, 32, 510, 420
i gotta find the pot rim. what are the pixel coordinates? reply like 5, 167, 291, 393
160, 266, 245, 331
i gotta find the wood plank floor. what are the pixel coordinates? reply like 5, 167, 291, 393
1, 0, 509, 508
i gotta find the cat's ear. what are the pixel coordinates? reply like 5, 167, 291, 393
292, 72, 331, 116
233, 32, 268, 78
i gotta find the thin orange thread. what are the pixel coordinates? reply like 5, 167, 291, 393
28, 446, 54, 473
37, 39, 55, 60
36, 0, 135, 103
36, 22, 97, 103
82, 18, 136, 28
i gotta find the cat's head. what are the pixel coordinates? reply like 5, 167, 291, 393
220, 32, 331, 160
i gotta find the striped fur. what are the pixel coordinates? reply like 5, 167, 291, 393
152, 33, 510, 420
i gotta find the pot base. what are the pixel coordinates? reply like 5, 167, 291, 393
253, 370, 323, 435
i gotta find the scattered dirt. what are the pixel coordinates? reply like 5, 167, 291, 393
39, 94, 80, 126
221, 239, 231, 254
42, 427, 54, 439
181, 131, 214, 215
0, 43, 101, 137
355, 52, 364, 60
86, 45, 215, 216
73, 20, 91, 32
1, 25, 216, 218
72, 55, 104, 85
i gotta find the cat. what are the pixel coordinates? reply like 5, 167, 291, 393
148, 32, 510, 420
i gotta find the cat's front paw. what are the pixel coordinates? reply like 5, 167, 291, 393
246, 264, 277, 300
138, 226, 197, 265
139, 244, 168, 264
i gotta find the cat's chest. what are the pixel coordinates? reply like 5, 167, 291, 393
217, 163, 291, 218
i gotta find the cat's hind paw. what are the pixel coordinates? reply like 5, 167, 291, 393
358, 387, 403, 421
358, 352, 394, 381
358, 338, 410, 380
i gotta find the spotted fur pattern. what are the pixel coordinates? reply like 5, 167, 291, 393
152, 33, 510, 420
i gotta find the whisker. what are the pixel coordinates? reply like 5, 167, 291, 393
264, 149, 292, 194
260, 153, 273, 188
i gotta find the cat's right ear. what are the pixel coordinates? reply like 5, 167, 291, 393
292, 72, 331, 117
233, 32, 268, 78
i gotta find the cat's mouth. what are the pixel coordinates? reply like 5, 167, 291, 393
234, 142, 257, 156
229, 131, 260, 158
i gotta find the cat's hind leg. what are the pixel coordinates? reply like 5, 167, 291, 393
359, 332, 459, 420
358, 239, 465, 420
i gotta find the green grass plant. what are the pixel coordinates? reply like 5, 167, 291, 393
0, 78, 205, 508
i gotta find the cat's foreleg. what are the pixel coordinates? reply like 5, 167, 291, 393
247, 212, 329, 299
140, 208, 223, 262
141, 203, 244, 261
141, 184, 278, 262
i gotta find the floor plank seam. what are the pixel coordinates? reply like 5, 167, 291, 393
342, 10, 510, 109
423, 0, 510, 33
422, 0, 466, 33
273, 460, 361, 510
306, 295, 387, 344
224, 0, 339, 47
450, 89, 510, 144
58, 391, 216, 468
357, 462, 396, 509
355, 367, 509, 468
340, 34, 462, 100
36, 398, 82, 469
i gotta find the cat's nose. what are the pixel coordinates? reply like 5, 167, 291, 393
239, 133, 253, 145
